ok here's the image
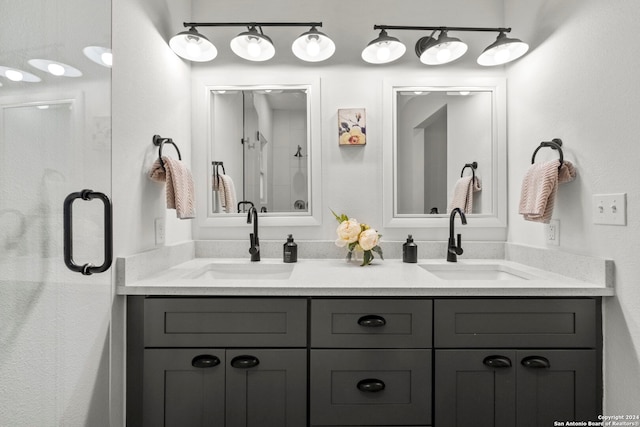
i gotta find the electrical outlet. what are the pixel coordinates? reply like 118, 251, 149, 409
154, 218, 165, 245
546, 219, 560, 246
593, 193, 627, 225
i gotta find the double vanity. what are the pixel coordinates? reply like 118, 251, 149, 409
120, 241, 613, 427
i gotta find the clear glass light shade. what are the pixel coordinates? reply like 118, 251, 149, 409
362, 30, 406, 64
28, 59, 82, 77
83, 46, 113, 68
477, 32, 529, 66
170, 28, 217, 62
230, 28, 275, 61
0, 66, 41, 82
416, 33, 468, 65
291, 27, 335, 62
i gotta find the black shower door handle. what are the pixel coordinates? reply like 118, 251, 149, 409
63, 189, 113, 275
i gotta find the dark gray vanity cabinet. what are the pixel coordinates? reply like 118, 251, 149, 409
309, 299, 433, 427
128, 297, 308, 427
128, 296, 602, 427
433, 299, 601, 427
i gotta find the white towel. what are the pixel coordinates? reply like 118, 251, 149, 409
149, 156, 196, 219
519, 159, 576, 223
448, 176, 481, 214
217, 174, 237, 213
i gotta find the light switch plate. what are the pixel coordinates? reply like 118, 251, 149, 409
592, 193, 626, 225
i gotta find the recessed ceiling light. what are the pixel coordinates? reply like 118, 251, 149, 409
28, 59, 82, 77
0, 66, 41, 83
83, 46, 113, 68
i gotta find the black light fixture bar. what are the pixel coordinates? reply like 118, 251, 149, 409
170, 21, 335, 62
183, 22, 323, 28
373, 25, 511, 34
363, 24, 528, 66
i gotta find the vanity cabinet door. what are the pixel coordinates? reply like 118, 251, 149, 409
516, 350, 598, 426
435, 350, 516, 427
225, 349, 307, 427
143, 349, 226, 427
435, 349, 599, 427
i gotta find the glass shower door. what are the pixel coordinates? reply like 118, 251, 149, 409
0, 0, 113, 425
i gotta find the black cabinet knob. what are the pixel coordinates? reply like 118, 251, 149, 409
357, 314, 387, 327
357, 378, 386, 392
521, 356, 551, 369
230, 355, 260, 369
483, 355, 512, 368
191, 354, 221, 369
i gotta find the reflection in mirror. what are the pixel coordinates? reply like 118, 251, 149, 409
210, 88, 309, 215
396, 90, 493, 215
383, 79, 506, 229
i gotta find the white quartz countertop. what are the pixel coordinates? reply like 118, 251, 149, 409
117, 257, 614, 297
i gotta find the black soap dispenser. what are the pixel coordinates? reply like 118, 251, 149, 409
283, 234, 298, 263
403, 235, 418, 263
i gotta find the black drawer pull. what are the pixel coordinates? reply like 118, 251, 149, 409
191, 354, 220, 369
357, 378, 386, 393
230, 355, 260, 369
521, 356, 550, 369
483, 355, 512, 368
357, 314, 387, 327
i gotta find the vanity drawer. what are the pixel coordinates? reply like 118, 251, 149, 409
310, 349, 432, 426
144, 297, 307, 347
311, 299, 432, 348
434, 298, 597, 348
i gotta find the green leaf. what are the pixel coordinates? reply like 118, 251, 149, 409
372, 245, 384, 260
346, 251, 353, 261
330, 209, 342, 223
361, 250, 373, 266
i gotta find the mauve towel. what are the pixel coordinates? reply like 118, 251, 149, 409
149, 156, 196, 219
448, 176, 481, 214
519, 159, 576, 223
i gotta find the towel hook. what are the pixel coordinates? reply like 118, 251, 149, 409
460, 161, 478, 182
531, 138, 563, 169
153, 135, 182, 171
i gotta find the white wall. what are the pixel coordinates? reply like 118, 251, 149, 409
505, 0, 640, 412
112, 0, 192, 256
188, 0, 505, 242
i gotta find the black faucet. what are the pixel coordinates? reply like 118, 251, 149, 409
447, 207, 467, 262
247, 206, 260, 262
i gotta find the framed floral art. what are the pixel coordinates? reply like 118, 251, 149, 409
338, 108, 366, 146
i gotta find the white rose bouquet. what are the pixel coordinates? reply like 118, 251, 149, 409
332, 209, 383, 266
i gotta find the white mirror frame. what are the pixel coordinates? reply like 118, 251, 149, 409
193, 77, 322, 228
382, 77, 507, 229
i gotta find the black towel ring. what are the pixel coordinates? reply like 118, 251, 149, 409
460, 161, 478, 182
531, 138, 563, 169
153, 134, 182, 171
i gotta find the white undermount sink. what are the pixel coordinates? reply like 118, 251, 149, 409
419, 263, 534, 281
186, 262, 295, 280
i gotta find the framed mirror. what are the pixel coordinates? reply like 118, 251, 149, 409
193, 78, 322, 228
382, 78, 507, 229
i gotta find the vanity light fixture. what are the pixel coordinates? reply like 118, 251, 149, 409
291, 26, 335, 62
364, 25, 528, 66
230, 26, 275, 61
169, 22, 335, 63
477, 31, 529, 66
415, 31, 468, 65
361, 29, 406, 64
28, 59, 83, 77
169, 27, 217, 62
